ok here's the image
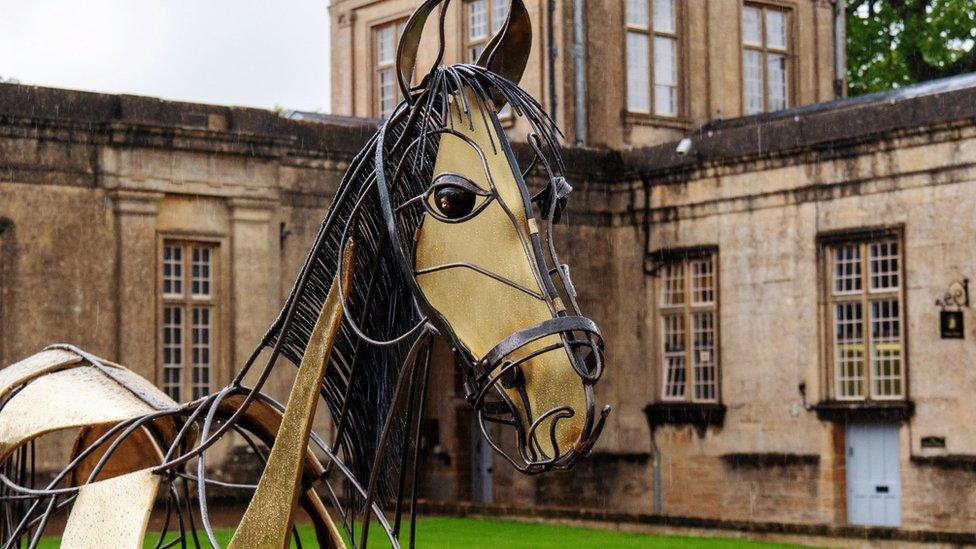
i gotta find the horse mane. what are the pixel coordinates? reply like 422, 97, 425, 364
260, 63, 562, 505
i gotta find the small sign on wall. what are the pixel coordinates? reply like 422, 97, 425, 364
940, 310, 964, 339
921, 436, 946, 449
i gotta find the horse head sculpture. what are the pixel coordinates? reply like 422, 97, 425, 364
377, 0, 610, 474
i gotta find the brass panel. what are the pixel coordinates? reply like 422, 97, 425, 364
61, 468, 161, 549
414, 94, 587, 455
0, 349, 81, 400
0, 366, 156, 460
228, 244, 354, 549
217, 395, 344, 548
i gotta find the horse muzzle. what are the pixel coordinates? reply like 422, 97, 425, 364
463, 315, 610, 475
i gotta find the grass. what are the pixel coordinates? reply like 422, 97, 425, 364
36, 516, 811, 548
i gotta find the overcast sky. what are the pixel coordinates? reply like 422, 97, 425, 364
0, 0, 332, 112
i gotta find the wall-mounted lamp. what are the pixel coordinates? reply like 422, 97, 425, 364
935, 279, 969, 309
936, 279, 968, 339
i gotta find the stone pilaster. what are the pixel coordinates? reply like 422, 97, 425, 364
112, 190, 162, 382
228, 198, 282, 394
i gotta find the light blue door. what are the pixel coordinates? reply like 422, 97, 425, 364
846, 423, 901, 527
471, 416, 493, 504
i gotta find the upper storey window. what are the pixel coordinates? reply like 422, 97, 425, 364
742, 4, 791, 115
626, 0, 680, 117
373, 20, 406, 119
465, 0, 507, 62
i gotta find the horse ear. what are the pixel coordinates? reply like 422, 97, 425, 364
475, 0, 532, 92
396, 0, 450, 104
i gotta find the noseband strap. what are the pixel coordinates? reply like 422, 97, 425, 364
476, 315, 602, 375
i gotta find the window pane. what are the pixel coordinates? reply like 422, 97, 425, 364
660, 262, 685, 306
766, 53, 787, 111
468, 0, 488, 40
469, 43, 485, 63
191, 246, 212, 297
742, 50, 763, 115
834, 302, 865, 398
662, 314, 686, 398
654, 86, 676, 117
378, 68, 395, 118
163, 245, 182, 296
653, 36, 677, 116
693, 312, 717, 401
833, 244, 862, 295
765, 9, 787, 49
163, 305, 183, 401
869, 240, 900, 291
491, 0, 507, 32
691, 257, 715, 304
626, 0, 649, 28
742, 50, 763, 114
376, 25, 395, 64
742, 6, 762, 45
626, 32, 651, 112
652, 0, 675, 33
192, 306, 212, 400
871, 299, 902, 397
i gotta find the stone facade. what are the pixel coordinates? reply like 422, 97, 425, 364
328, 0, 843, 148
5, 39, 976, 546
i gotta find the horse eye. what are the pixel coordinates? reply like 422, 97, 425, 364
434, 185, 476, 219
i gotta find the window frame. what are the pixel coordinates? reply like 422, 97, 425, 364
461, 0, 514, 124
371, 18, 407, 119
461, 0, 508, 63
624, 0, 685, 120
654, 249, 720, 404
157, 236, 223, 403
740, 2, 794, 115
820, 229, 908, 403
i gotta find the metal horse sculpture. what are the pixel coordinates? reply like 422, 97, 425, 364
0, 0, 609, 546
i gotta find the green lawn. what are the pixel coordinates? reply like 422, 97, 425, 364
37, 516, 811, 548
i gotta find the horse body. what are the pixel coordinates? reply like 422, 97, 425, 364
0, 1, 609, 547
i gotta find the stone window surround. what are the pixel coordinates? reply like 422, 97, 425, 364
371, 16, 407, 119
459, 0, 514, 124
623, 0, 686, 122
740, 1, 796, 115
460, 0, 507, 63
647, 244, 721, 405
156, 232, 227, 403
818, 225, 908, 405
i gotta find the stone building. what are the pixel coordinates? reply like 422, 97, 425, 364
328, 0, 845, 147
3, 0, 976, 544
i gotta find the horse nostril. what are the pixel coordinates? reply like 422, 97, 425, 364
499, 363, 524, 389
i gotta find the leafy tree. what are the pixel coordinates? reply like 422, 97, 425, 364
847, 0, 976, 95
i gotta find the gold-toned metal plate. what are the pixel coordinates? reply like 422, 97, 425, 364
414, 93, 587, 455
61, 468, 161, 549
228, 243, 355, 549
216, 394, 343, 548
0, 366, 156, 460
0, 348, 82, 400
